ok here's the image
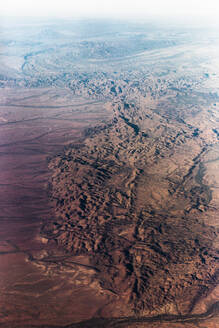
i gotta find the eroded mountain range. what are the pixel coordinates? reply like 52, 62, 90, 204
0, 19, 219, 327
41, 73, 219, 319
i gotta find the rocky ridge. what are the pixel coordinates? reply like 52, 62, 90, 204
41, 85, 219, 316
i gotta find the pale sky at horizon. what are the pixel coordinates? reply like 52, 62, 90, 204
1, 0, 219, 20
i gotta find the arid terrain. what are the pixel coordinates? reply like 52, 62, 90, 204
0, 18, 219, 327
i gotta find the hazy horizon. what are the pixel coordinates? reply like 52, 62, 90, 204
1, 0, 219, 22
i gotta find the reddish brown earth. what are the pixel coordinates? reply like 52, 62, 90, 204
0, 81, 219, 328
0, 87, 113, 327
1, 18, 219, 328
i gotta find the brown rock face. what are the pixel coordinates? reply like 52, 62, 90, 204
42, 90, 219, 318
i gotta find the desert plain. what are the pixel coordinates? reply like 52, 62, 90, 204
0, 18, 219, 327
